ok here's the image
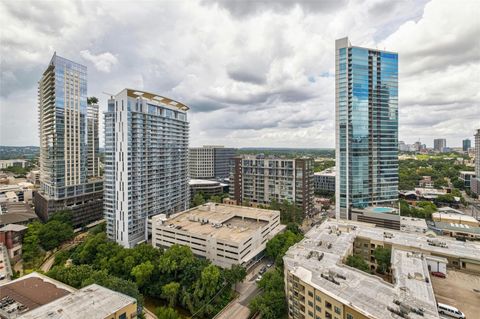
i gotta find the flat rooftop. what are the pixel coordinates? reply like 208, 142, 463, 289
314, 167, 335, 177
432, 221, 480, 235
432, 212, 479, 224
400, 217, 428, 233
284, 220, 480, 319
154, 203, 279, 243
0, 272, 74, 318
18, 284, 135, 319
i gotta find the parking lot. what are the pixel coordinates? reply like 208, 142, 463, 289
431, 270, 480, 318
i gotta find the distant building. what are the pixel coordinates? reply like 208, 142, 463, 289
26, 170, 40, 185
472, 129, 480, 197
152, 203, 284, 268
350, 206, 400, 230
459, 171, 476, 189
432, 210, 479, 227
189, 179, 224, 199
189, 146, 236, 180
0, 160, 28, 170
104, 89, 190, 248
463, 138, 471, 152
34, 53, 103, 227
229, 155, 314, 217
313, 167, 335, 193
418, 176, 433, 188
284, 220, 480, 319
0, 183, 34, 204
0, 272, 137, 319
0, 224, 28, 263
335, 37, 398, 219
433, 138, 447, 152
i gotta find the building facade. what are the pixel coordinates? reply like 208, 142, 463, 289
433, 138, 447, 152
335, 37, 399, 219
229, 155, 314, 217
471, 129, 480, 197
152, 203, 284, 268
104, 89, 190, 248
87, 102, 101, 178
189, 146, 236, 180
313, 167, 335, 194
34, 54, 103, 227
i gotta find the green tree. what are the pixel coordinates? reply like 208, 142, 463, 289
155, 307, 181, 319
87, 96, 99, 104
49, 210, 73, 226
346, 255, 370, 272
162, 282, 180, 307
22, 221, 43, 265
131, 261, 154, 288
373, 247, 391, 274
249, 269, 286, 319
192, 193, 205, 207
38, 220, 74, 250
209, 195, 222, 203
158, 244, 195, 280
265, 230, 303, 267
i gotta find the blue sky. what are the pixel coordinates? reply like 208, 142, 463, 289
0, 0, 479, 148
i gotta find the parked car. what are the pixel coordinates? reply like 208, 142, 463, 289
256, 275, 263, 283
431, 271, 446, 278
266, 263, 272, 268
259, 266, 267, 275
437, 303, 465, 319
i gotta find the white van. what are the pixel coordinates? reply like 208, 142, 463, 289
437, 303, 465, 319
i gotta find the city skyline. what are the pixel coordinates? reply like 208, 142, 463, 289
1, 0, 479, 148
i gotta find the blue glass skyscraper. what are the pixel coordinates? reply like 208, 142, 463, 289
335, 37, 398, 219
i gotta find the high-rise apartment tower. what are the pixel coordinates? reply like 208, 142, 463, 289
335, 37, 399, 219
34, 53, 103, 226
104, 89, 190, 248
189, 146, 236, 180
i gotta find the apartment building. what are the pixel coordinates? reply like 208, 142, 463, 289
433, 138, 447, 152
189, 145, 236, 179
471, 129, 480, 197
0, 160, 28, 170
104, 89, 189, 248
152, 203, 284, 268
0, 272, 137, 319
34, 53, 103, 227
284, 220, 480, 319
335, 37, 399, 220
313, 167, 335, 194
229, 155, 314, 216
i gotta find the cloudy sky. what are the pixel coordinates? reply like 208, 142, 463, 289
1, 0, 479, 148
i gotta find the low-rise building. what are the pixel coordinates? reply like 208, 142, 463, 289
189, 179, 224, 199
152, 203, 285, 268
432, 211, 479, 227
0, 184, 34, 204
0, 160, 28, 170
459, 171, 476, 189
350, 206, 400, 230
313, 167, 335, 193
0, 224, 28, 263
26, 171, 40, 185
284, 220, 480, 319
0, 272, 137, 319
0, 202, 38, 227
419, 176, 433, 188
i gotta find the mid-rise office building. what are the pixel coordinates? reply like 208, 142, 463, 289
87, 101, 101, 178
433, 138, 447, 152
189, 146, 236, 179
34, 54, 103, 227
104, 89, 189, 248
335, 37, 399, 219
0, 160, 28, 170
152, 203, 284, 268
229, 155, 314, 217
284, 220, 480, 319
313, 167, 335, 194
463, 138, 471, 152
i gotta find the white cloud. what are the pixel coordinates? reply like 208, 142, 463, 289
0, 0, 478, 148
80, 50, 118, 73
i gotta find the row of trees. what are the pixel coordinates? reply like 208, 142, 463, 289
249, 226, 304, 319
191, 192, 228, 207
399, 157, 473, 191
399, 199, 437, 219
23, 210, 74, 268
48, 232, 246, 318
